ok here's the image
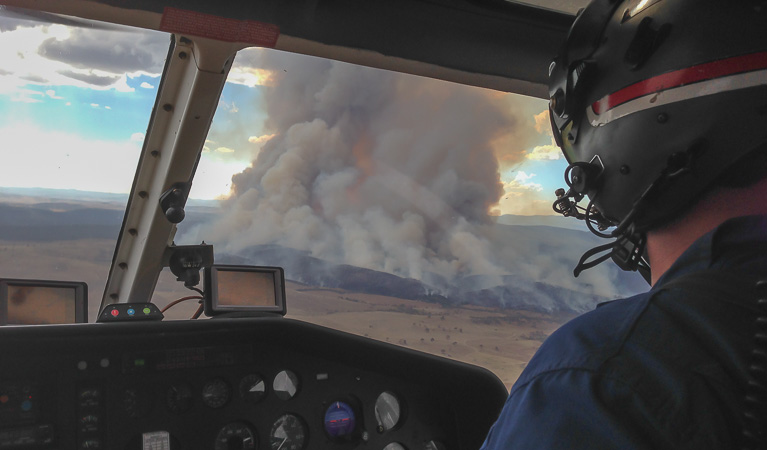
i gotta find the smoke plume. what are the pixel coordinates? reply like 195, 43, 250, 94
196, 50, 552, 290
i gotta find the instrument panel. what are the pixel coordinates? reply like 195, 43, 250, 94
0, 317, 506, 449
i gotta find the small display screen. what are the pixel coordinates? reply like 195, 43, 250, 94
217, 270, 277, 307
204, 265, 286, 316
0, 279, 87, 325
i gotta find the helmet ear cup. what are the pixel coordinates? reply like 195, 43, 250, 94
567, 162, 603, 194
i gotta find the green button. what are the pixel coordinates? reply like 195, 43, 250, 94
142, 307, 151, 315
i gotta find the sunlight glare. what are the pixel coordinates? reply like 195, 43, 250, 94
227, 67, 275, 87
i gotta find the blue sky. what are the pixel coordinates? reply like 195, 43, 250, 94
0, 74, 159, 141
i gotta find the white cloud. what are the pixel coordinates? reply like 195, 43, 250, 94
45, 89, 63, 99
130, 132, 145, 142
140, 81, 154, 89
515, 171, 536, 182
504, 171, 543, 192
90, 103, 99, 108
215, 147, 236, 153
110, 74, 135, 93
495, 173, 552, 216
248, 134, 275, 145
11, 89, 44, 103
525, 141, 561, 161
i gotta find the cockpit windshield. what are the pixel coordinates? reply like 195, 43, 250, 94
162, 46, 646, 387
0, 5, 644, 388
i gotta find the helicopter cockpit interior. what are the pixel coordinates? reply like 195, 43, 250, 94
0, 0, 651, 448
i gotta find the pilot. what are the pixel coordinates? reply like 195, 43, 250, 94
481, 0, 767, 448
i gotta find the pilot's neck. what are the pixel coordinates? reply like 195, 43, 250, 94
646, 177, 767, 286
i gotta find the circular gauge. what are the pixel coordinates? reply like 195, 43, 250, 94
215, 422, 257, 450
239, 374, 267, 404
202, 378, 231, 409
123, 385, 153, 418
424, 440, 446, 450
273, 370, 299, 400
375, 392, 402, 432
324, 401, 356, 438
383, 443, 407, 450
166, 383, 193, 414
270, 414, 308, 450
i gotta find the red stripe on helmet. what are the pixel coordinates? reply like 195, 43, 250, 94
592, 51, 767, 115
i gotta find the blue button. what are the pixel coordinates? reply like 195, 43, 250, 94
21, 400, 32, 412
127, 308, 135, 316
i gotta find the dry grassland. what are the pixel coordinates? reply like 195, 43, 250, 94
0, 239, 574, 390
284, 283, 573, 390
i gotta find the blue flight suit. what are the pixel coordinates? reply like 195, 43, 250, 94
481, 215, 767, 449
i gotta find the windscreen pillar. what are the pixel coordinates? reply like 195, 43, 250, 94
101, 35, 244, 310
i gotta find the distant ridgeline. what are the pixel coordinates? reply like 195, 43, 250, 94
0, 188, 217, 241
0, 188, 647, 315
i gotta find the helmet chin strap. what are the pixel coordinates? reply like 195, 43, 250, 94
556, 188, 651, 284
572, 225, 650, 284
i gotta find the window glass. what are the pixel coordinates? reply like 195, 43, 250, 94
170, 47, 646, 388
0, 8, 169, 321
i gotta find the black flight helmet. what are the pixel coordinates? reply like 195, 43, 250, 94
549, 0, 767, 232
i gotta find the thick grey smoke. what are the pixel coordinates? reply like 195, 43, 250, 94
197, 50, 540, 286
193, 50, 641, 305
